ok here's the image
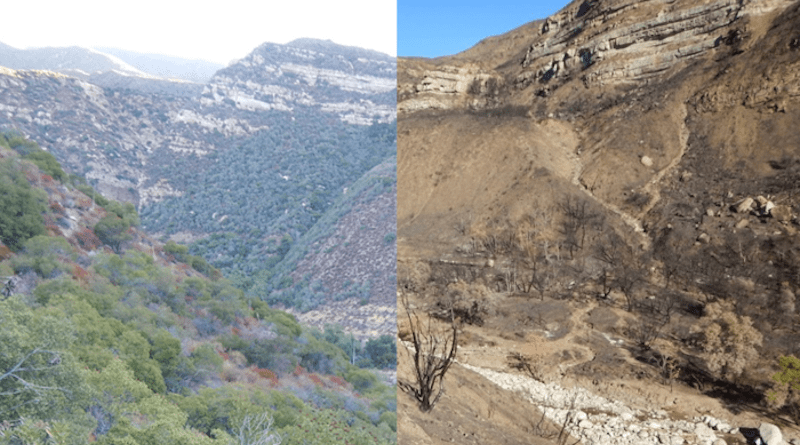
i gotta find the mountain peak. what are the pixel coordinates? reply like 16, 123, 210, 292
208, 37, 396, 124
283, 38, 393, 60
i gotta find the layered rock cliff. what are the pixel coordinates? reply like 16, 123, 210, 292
399, 0, 797, 113
399, 0, 800, 229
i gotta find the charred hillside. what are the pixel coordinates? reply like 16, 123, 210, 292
398, 0, 800, 444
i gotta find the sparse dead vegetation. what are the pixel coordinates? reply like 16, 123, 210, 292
398, 2, 800, 440
398, 293, 458, 412
691, 300, 764, 381
507, 352, 545, 382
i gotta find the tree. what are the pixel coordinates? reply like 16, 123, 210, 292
104, 200, 139, 227
364, 335, 397, 369
0, 300, 86, 423
615, 268, 644, 312
398, 293, 458, 412
691, 300, 763, 380
0, 161, 47, 251
231, 412, 281, 445
94, 215, 132, 253
594, 232, 645, 311
631, 290, 679, 350
515, 212, 555, 299
559, 195, 601, 258
769, 355, 800, 423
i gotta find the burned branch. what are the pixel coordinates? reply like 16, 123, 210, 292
399, 293, 459, 412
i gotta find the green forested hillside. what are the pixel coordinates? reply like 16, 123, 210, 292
0, 134, 395, 444
139, 110, 396, 310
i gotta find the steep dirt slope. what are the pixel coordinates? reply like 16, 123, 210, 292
400, 0, 800, 233
398, 111, 581, 257
398, 0, 800, 443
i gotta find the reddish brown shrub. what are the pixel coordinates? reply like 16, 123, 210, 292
0, 244, 13, 260
76, 196, 92, 209
74, 227, 102, 251
329, 375, 348, 389
309, 373, 324, 387
72, 264, 89, 283
50, 201, 66, 215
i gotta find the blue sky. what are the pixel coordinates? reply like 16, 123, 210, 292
399, 1, 570, 58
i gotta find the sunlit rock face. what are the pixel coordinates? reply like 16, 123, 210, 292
398, 0, 797, 113
0, 39, 397, 205
206, 39, 397, 124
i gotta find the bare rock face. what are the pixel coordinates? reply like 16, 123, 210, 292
734, 197, 755, 214
771, 205, 793, 222
521, 0, 744, 84
398, 63, 503, 113
206, 39, 396, 125
398, 0, 797, 114
759, 422, 783, 445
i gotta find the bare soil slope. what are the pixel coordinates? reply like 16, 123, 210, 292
398, 0, 800, 443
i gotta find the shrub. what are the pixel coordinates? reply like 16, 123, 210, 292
379, 411, 397, 432
12, 236, 73, 278
768, 355, 800, 423
23, 150, 67, 183
344, 368, 378, 393
164, 240, 189, 259
0, 161, 47, 251
94, 215, 132, 253
261, 309, 302, 338
75, 184, 109, 207
74, 227, 103, 250
691, 300, 763, 380
1, 132, 66, 182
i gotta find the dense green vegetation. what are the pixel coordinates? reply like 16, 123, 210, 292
139, 112, 396, 309
0, 138, 396, 444
243, 162, 396, 310
1, 131, 67, 182
0, 159, 47, 251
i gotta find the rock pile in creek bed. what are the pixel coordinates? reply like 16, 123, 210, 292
461, 364, 795, 445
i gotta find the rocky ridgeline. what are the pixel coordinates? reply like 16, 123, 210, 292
518, 0, 744, 87
397, 63, 503, 113
0, 39, 396, 205
398, 0, 797, 113
462, 364, 798, 445
207, 39, 396, 125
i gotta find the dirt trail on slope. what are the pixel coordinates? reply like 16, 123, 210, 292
399, 289, 799, 445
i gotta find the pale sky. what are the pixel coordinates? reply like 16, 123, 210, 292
0, 0, 397, 64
